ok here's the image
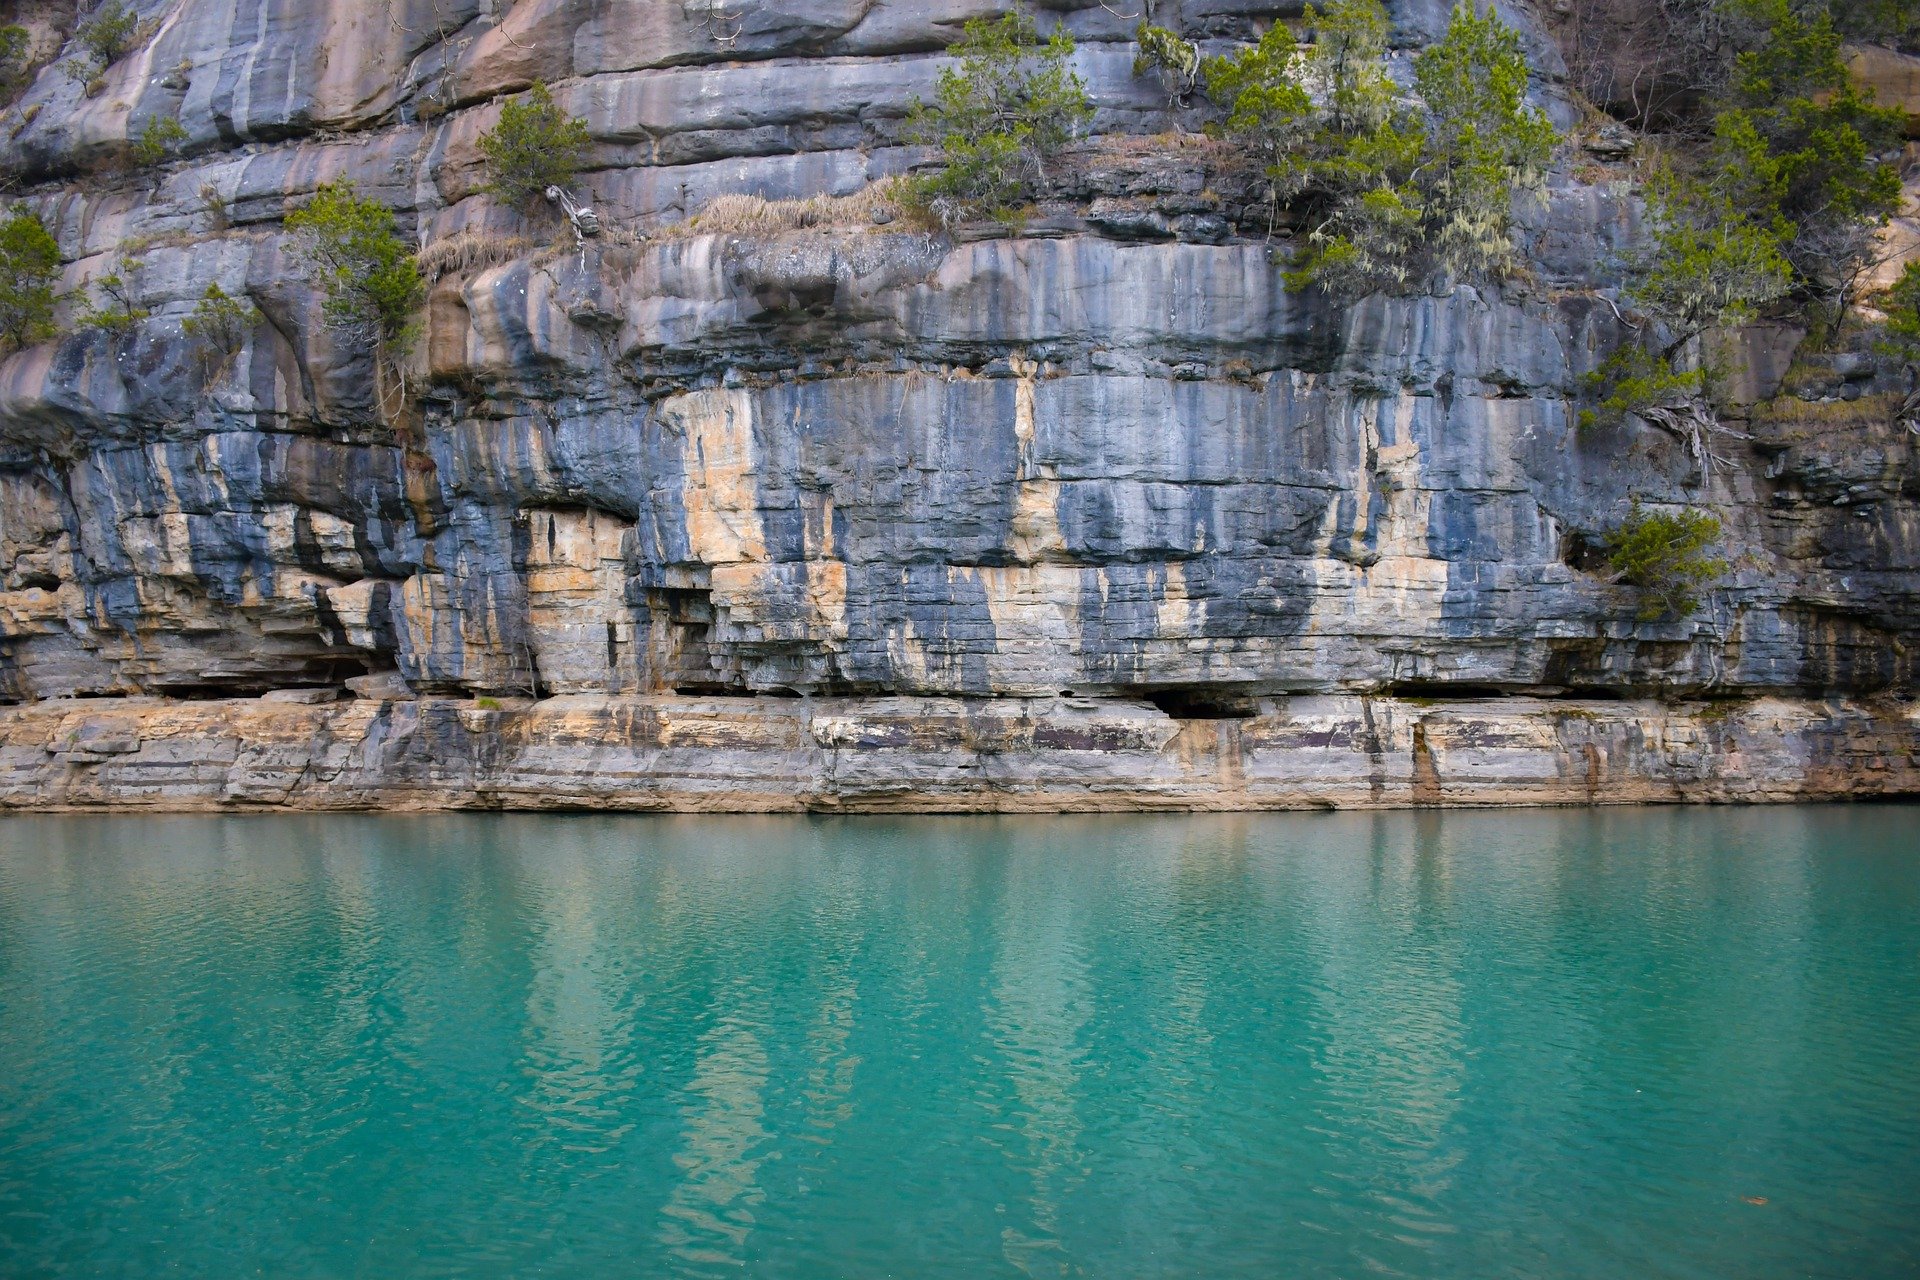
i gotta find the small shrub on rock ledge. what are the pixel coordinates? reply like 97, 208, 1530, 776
479, 82, 592, 211
79, 251, 148, 334
902, 11, 1093, 228
1580, 344, 1708, 433
131, 113, 187, 167
1604, 503, 1727, 620
182, 282, 259, 368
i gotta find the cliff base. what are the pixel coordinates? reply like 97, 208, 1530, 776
4, 694, 1914, 813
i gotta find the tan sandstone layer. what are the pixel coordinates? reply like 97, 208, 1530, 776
3, 693, 1914, 813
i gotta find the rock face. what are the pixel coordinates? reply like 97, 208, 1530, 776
6, 693, 1917, 812
1, 0, 1917, 811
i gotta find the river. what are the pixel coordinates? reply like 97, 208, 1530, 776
2, 809, 1916, 1278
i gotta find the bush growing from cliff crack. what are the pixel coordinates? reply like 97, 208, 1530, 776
1604, 503, 1727, 620
1133, 23, 1200, 107
478, 82, 593, 211
285, 180, 424, 356
1579, 343, 1707, 433
0, 205, 61, 353
198, 183, 229, 230
131, 113, 187, 167
182, 282, 258, 365
1580, 167, 1793, 432
902, 11, 1093, 227
63, 0, 140, 86
0, 25, 34, 102
79, 251, 148, 334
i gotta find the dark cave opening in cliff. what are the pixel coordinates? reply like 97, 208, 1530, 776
1125, 687, 1263, 720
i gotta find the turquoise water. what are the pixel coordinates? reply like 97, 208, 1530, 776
1, 810, 1917, 1279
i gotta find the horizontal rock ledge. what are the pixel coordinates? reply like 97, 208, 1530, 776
2, 694, 1914, 814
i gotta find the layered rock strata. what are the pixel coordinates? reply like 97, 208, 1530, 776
0, 0, 1916, 810
5, 693, 1915, 812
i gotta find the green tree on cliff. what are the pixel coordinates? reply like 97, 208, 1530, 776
285, 181, 423, 357
1588, 1, 1905, 443
903, 11, 1093, 227
1630, 170, 1793, 351
1601, 1, 1904, 343
1581, 167, 1793, 448
1873, 261, 1920, 429
182, 282, 259, 375
63, 0, 140, 92
1410, 2, 1559, 281
0, 25, 35, 102
1604, 503, 1727, 619
1710, 1, 1904, 332
131, 113, 188, 168
1185, 0, 1557, 294
478, 82, 594, 211
1198, 1, 1414, 278
78, 250, 148, 333
1202, 23, 1315, 210
0, 205, 62, 353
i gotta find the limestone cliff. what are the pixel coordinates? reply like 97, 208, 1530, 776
1, 0, 1917, 811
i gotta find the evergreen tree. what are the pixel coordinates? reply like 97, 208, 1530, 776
0, 206, 62, 353
1604, 503, 1727, 619
478, 83, 594, 210
1412, 2, 1559, 281
1709, 2, 1904, 329
285, 181, 423, 355
904, 11, 1093, 227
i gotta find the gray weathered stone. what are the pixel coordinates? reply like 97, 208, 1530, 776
0, 1, 1915, 810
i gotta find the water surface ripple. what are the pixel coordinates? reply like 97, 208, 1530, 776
1, 809, 1916, 1278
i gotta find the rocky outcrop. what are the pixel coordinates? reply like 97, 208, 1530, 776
5, 692, 1916, 811
1, 1, 1917, 810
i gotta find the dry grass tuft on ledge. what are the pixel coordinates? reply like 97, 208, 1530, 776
420, 183, 908, 284
418, 230, 537, 283
659, 181, 902, 240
